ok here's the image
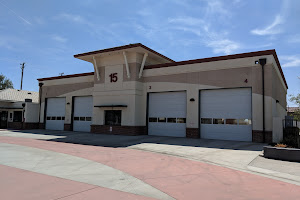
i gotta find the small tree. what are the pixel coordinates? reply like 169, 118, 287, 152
289, 93, 300, 121
0, 74, 14, 90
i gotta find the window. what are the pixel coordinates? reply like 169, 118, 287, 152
51, 116, 56, 120
226, 119, 238, 125
201, 118, 212, 124
149, 117, 157, 122
46, 116, 51, 120
213, 118, 224, 124
57, 116, 62, 120
158, 117, 166, 122
86, 117, 92, 121
177, 118, 186, 123
239, 119, 251, 125
80, 117, 85, 121
167, 118, 176, 123
13, 111, 22, 122
105, 110, 121, 126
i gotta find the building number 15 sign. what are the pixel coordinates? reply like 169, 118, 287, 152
109, 73, 118, 82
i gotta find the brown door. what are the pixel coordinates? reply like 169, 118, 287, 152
0, 111, 8, 129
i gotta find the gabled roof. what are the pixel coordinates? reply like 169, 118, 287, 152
0, 88, 39, 103
73, 43, 175, 62
287, 107, 300, 113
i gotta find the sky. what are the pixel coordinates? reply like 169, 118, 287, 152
0, 0, 299, 106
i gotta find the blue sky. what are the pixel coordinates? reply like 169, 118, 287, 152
0, 0, 299, 106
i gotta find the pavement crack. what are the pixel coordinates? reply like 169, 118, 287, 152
53, 186, 99, 200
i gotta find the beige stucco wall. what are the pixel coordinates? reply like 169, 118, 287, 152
24, 103, 39, 123
39, 74, 94, 124
38, 51, 287, 135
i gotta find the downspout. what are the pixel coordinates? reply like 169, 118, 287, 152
259, 58, 267, 143
38, 82, 44, 125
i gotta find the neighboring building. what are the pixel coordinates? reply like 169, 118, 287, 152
287, 107, 300, 117
37, 43, 288, 143
0, 88, 39, 129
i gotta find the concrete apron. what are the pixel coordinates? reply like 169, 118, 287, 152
0, 143, 174, 200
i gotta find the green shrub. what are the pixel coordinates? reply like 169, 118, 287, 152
282, 127, 300, 148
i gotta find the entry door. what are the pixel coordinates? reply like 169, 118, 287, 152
200, 88, 252, 141
45, 98, 66, 130
148, 91, 186, 137
73, 96, 93, 132
0, 111, 8, 129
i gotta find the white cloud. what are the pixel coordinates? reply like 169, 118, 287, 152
205, 0, 231, 18
251, 15, 283, 36
168, 16, 205, 26
51, 35, 67, 43
206, 39, 240, 55
55, 13, 87, 24
0, 1, 32, 25
280, 55, 300, 67
34, 17, 45, 25
54, 13, 129, 44
288, 34, 300, 43
0, 35, 26, 50
167, 16, 240, 54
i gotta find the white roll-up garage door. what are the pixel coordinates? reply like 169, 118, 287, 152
200, 88, 252, 141
73, 96, 93, 132
46, 98, 66, 131
148, 91, 186, 137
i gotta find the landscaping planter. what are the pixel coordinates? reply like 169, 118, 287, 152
264, 146, 300, 162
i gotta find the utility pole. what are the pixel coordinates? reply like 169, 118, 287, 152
20, 63, 25, 90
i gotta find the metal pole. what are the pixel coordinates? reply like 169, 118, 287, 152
20, 63, 25, 90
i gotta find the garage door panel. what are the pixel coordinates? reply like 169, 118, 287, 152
201, 124, 252, 141
148, 123, 186, 137
73, 96, 93, 132
46, 98, 66, 131
148, 92, 186, 137
149, 92, 186, 117
74, 96, 93, 117
200, 88, 252, 142
201, 88, 251, 119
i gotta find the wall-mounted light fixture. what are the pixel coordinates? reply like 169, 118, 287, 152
190, 98, 195, 102
276, 100, 279, 103
67, 102, 70, 105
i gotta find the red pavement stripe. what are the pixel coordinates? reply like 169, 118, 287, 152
0, 164, 153, 200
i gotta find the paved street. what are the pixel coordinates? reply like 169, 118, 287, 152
0, 129, 300, 199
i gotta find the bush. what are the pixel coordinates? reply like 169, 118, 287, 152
281, 127, 300, 148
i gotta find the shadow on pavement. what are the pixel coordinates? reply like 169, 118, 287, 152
6, 129, 265, 151
2, 129, 265, 151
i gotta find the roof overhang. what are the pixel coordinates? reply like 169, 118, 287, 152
73, 43, 175, 64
